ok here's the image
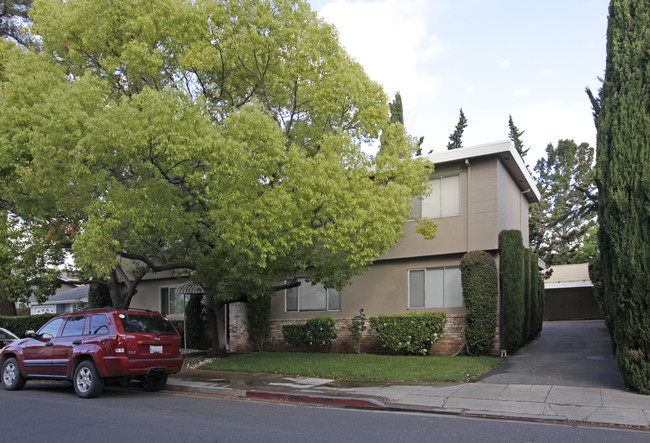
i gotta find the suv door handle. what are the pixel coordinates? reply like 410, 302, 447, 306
72, 340, 82, 345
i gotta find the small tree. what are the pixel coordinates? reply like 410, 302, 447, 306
460, 251, 498, 354
447, 108, 468, 150
347, 308, 367, 353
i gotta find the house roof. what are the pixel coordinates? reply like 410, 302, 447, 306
422, 140, 541, 203
545, 263, 593, 289
40, 285, 89, 305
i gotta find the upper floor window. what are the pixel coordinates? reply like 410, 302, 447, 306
286, 279, 341, 312
408, 266, 463, 308
411, 175, 460, 219
161, 287, 184, 315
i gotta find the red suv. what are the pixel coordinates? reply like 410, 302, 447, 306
1, 308, 183, 398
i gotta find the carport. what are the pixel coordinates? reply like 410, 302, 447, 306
544, 263, 602, 321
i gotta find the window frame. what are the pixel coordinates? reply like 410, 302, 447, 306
411, 174, 461, 220
285, 279, 341, 312
408, 266, 463, 309
160, 286, 184, 315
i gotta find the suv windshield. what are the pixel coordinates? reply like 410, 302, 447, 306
119, 314, 177, 335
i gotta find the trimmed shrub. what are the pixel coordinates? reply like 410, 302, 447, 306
369, 312, 446, 356
88, 283, 112, 308
247, 296, 272, 351
0, 314, 57, 337
537, 271, 545, 336
460, 250, 498, 354
282, 323, 307, 348
305, 317, 337, 351
522, 249, 532, 346
499, 229, 525, 352
529, 252, 540, 341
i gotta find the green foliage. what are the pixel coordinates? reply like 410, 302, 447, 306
594, 0, 650, 393
88, 283, 111, 308
460, 251, 498, 354
369, 312, 446, 356
347, 308, 367, 353
522, 249, 532, 346
447, 108, 467, 150
529, 252, 541, 341
246, 295, 271, 351
507, 115, 529, 160
499, 230, 525, 352
304, 317, 337, 351
529, 139, 597, 266
0, 313, 56, 336
0, 0, 35, 46
0, 0, 432, 315
282, 323, 307, 348
185, 294, 207, 349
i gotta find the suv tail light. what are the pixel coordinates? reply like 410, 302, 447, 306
111, 335, 126, 354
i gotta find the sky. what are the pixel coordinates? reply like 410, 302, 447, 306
308, 0, 609, 167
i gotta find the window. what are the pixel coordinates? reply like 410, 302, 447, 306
120, 314, 177, 334
411, 175, 461, 219
89, 314, 110, 335
38, 317, 65, 338
408, 266, 463, 308
286, 279, 341, 312
61, 315, 86, 337
161, 287, 184, 315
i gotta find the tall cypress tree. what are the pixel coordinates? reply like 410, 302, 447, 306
595, 0, 650, 393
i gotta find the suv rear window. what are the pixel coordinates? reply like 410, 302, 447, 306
119, 314, 177, 335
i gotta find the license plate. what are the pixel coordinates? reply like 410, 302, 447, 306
150, 345, 163, 354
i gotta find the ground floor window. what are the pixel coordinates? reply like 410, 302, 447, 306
286, 279, 341, 312
408, 266, 463, 308
161, 287, 184, 315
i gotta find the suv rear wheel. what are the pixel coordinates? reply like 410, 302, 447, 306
74, 360, 104, 398
2, 357, 26, 390
141, 374, 168, 392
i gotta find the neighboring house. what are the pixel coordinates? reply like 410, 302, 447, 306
30, 285, 89, 314
543, 263, 600, 321
227, 140, 541, 355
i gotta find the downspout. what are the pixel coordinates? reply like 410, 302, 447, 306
520, 188, 531, 232
465, 159, 471, 251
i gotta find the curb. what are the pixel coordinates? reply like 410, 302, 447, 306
246, 390, 385, 409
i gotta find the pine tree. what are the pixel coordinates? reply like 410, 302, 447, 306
389, 92, 404, 125
595, 0, 650, 393
529, 140, 597, 266
447, 108, 467, 150
507, 115, 529, 160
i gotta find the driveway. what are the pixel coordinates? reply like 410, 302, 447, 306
479, 320, 626, 389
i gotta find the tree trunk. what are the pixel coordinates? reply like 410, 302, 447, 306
205, 295, 227, 356
0, 297, 16, 316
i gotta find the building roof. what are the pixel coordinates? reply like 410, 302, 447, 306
545, 263, 593, 289
422, 140, 541, 203
41, 285, 89, 305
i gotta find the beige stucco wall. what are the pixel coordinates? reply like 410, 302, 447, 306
496, 158, 531, 247
128, 276, 187, 321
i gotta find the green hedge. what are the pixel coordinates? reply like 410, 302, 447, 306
369, 312, 446, 356
281, 317, 338, 351
522, 249, 532, 346
499, 230, 525, 352
460, 251, 498, 354
529, 252, 540, 341
0, 314, 57, 337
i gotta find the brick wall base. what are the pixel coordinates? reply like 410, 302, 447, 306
228, 303, 501, 356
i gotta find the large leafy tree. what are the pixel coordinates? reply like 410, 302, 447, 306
529, 139, 597, 266
1, 0, 34, 45
595, 0, 650, 393
0, 0, 430, 346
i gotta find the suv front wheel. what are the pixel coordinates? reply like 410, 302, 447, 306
74, 360, 104, 398
2, 357, 26, 391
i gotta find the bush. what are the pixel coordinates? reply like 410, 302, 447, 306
185, 294, 207, 349
529, 252, 540, 341
369, 312, 446, 356
460, 251, 497, 354
304, 316, 337, 351
499, 229, 525, 352
0, 314, 57, 337
522, 248, 532, 346
247, 296, 271, 351
282, 323, 307, 347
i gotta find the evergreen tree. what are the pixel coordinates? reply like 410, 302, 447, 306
529, 140, 597, 266
507, 115, 529, 160
389, 92, 403, 125
595, 0, 650, 393
447, 108, 467, 150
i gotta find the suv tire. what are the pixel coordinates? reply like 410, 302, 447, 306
74, 360, 104, 398
2, 357, 26, 391
141, 374, 168, 392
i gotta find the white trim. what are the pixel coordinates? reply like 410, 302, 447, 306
545, 281, 593, 289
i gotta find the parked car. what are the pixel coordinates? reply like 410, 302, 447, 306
0, 327, 19, 348
0, 308, 183, 398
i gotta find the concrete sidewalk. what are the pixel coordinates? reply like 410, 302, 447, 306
165, 369, 650, 429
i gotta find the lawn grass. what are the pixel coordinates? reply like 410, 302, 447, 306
198, 352, 502, 383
